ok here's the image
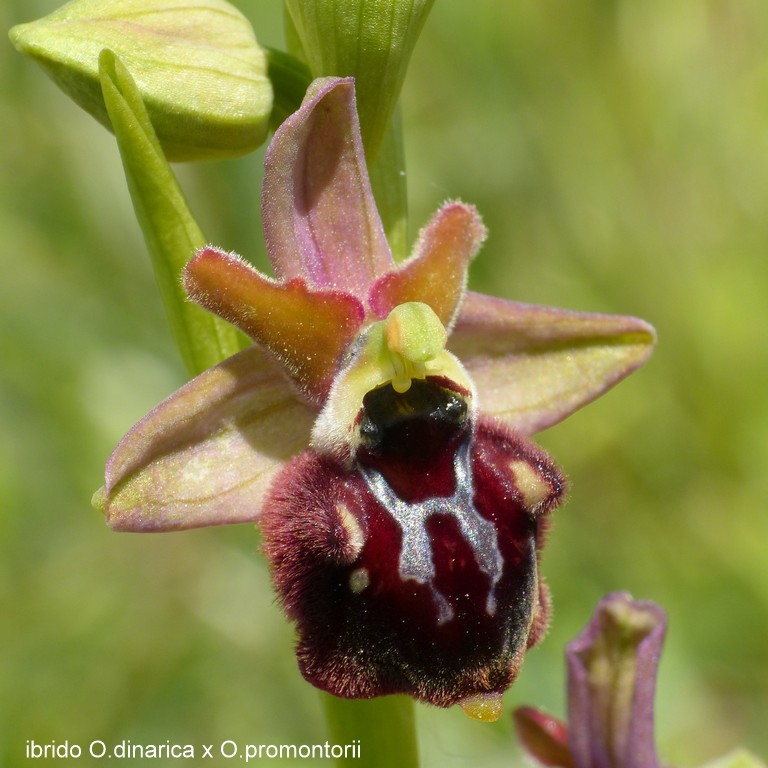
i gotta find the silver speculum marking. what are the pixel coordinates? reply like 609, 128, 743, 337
362, 439, 504, 624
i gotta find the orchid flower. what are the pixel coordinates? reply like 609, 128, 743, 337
514, 593, 766, 768
514, 592, 666, 767
95, 77, 655, 719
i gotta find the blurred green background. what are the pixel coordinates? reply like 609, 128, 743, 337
2, 1, 767, 766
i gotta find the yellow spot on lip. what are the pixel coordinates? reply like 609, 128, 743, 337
336, 503, 364, 560
458, 692, 504, 722
348, 567, 369, 593
510, 460, 551, 511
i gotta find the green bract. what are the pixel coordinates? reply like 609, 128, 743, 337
9, 0, 273, 161
285, 0, 434, 162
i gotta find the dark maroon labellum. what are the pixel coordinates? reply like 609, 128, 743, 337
261, 378, 565, 708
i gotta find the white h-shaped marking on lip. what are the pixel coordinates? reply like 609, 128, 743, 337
361, 440, 504, 625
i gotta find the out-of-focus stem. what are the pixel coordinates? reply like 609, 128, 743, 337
370, 108, 408, 261
322, 692, 420, 768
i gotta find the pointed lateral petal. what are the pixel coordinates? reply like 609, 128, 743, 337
100, 345, 316, 532
368, 201, 486, 326
185, 246, 364, 402
262, 77, 393, 297
512, 708, 575, 768
450, 291, 656, 435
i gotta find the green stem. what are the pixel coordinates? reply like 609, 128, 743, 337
265, 46, 312, 132
322, 693, 419, 768
370, 108, 408, 261
99, 49, 244, 377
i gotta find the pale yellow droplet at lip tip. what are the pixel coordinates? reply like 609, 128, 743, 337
458, 692, 504, 722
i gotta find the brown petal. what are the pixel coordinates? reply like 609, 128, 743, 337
368, 201, 486, 326
185, 246, 364, 402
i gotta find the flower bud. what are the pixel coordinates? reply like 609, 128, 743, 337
566, 593, 666, 768
9, 0, 273, 161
